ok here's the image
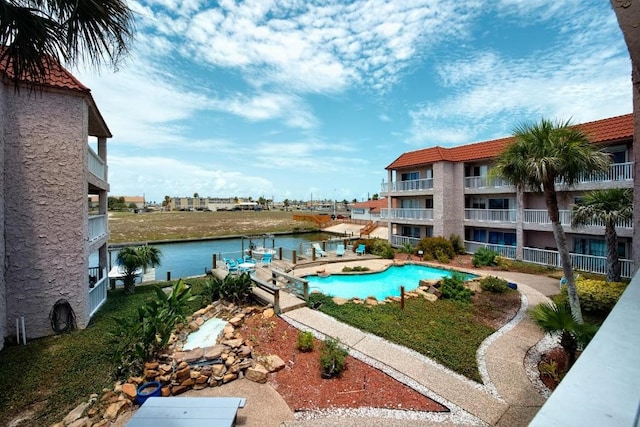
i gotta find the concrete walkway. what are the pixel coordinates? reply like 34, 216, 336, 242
279, 268, 558, 426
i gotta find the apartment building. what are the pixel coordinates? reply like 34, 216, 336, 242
381, 114, 634, 278
0, 60, 110, 349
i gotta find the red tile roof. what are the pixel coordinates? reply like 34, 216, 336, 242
387, 114, 633, 170
352, 198, 389, 212
0, 52, 90, 93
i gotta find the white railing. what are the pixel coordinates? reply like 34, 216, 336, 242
390, 235, 421, 247
381, 178, 434, 193
522, 247, 632, 278
88, 215, 107, 241
464, 176, 512, 189
88, 267, 108, 317
523, 209, 633, 229
464, 240, 517, 259
88, 146, 106, 181
381, 208, 434, 221
464, 209, 517, 222
556, 161, 634, 185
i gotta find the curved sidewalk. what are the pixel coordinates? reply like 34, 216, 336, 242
281, 271, 556, 426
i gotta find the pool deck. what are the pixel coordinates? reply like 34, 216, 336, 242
199, 256, 558, 426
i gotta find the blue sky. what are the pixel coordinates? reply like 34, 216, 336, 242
76, 0, 631, 204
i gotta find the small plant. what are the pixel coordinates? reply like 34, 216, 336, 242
320, 338, 348, 378
207, 272, 253, 304
435, 248, 450, 264
398, 242, 415, 260
539, 360, 564, 383
296, 331, 315, 352
479, 276, 509, 293
472, 248, 499, 267
439, 272, 472, 303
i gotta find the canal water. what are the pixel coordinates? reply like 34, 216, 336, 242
105, 232, 332, 280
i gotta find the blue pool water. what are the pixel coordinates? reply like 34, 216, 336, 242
305, 264, 465, 300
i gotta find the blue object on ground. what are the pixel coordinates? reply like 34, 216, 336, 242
507, 282, 518, 290
136, 381, 162, 405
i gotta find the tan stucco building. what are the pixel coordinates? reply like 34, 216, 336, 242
0, 60, 110, 349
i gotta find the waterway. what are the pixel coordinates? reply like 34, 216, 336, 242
104, 232, 332, 280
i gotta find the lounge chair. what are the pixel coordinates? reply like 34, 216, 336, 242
336, 244, 345, 257
226, 260, 239, 274
312, 243, 328, 257
355, 244, 366, 256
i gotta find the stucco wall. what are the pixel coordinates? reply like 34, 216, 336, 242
4, 88, 89, 340
0, 84, 7, 350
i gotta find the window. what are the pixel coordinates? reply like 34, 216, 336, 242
425, 197, 433, 209
488, 198, 511, 209
466, 197, 486, 209
574, 238, 606, 257
401, 199, 420, 208
466, 228, 487, 242
401, 171, 420, 181
402, 226, 421, 238
489, 231, 516, 246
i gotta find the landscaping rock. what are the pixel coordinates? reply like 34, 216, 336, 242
332, 297, 349, 305
103, 400, 131, 421
262, 355, 286, 372
245, 364, 269, 384
121, 383, 137, 399
365, 296, 378, 306
263, 308, 275, 318
63, 402, 89, 425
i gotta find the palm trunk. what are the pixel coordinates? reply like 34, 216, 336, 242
605, 223, 621, 282
545, 187, 584, 324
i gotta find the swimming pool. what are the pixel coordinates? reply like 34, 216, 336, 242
305, 264, 467, 300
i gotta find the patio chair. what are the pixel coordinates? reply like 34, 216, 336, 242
355, 244, 366, 256
260, 253, 272, 267
336, 244, 345, 257
226, 260, 239, 274
312, 243, 328, 257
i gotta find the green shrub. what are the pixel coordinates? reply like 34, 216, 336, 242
479, 276, 509, 293
439, 272, 472, 303
449, 234, 466, 255
560, 278, 628, 314
472, 248, 499, 267
207, 272, 253, 304
494, 256, 513, 270
342, 266, 370, 272
320, 338, 348, 378
416, 237, 455, 261
111, 280, 195, 378
296, 331, 315, 352
435, 249, 450, 264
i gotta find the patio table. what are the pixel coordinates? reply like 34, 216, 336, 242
126, 396, 246, 427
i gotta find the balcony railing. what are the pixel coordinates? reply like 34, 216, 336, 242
464, 240, 517, 259
390, 234, 421, 247
381, 208, 434, 221
381, 178, 433, 193
464, 208, 517, 222
523, 209, 633, 229
88, 146, 106, 181
88, 267, 108, 317
88, 215, 107, 241
464, 176, 512, 189
522, 247, 632, 278
557, 161, 634, 185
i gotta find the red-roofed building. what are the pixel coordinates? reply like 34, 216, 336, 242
350, 198, 391, 222
381, 114, 634, 277
0, 57, 111, 349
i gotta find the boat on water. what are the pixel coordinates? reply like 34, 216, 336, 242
245, 246, 277, 256
108, 265, 143, 279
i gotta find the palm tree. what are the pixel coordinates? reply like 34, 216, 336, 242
116, 246, 162, 294
572, 188, 633, 282
532, 302, 597, 370
1, 0, 134, 88
493, 118, 610, 323
398, 242, 415, 260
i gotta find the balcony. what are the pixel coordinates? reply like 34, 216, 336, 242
381, 178, 433, 195
464, 176, 513, 189
88, 215, 107, 241
390, 234, 421, 247
88, 267, 108, 317
464, 208, 517, 223
88, 146, 106, 181
569, 161, 634, 184
523, 209, 633, 229
380, 208, 433, 222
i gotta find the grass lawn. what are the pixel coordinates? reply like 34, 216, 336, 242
308, 289, 521, 383
108, 210, 317, 243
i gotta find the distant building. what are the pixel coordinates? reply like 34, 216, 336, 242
350, 198, 389, 222
1, 57, 111, 349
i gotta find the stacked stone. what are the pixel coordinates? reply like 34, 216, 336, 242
54, 304, 285, 427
